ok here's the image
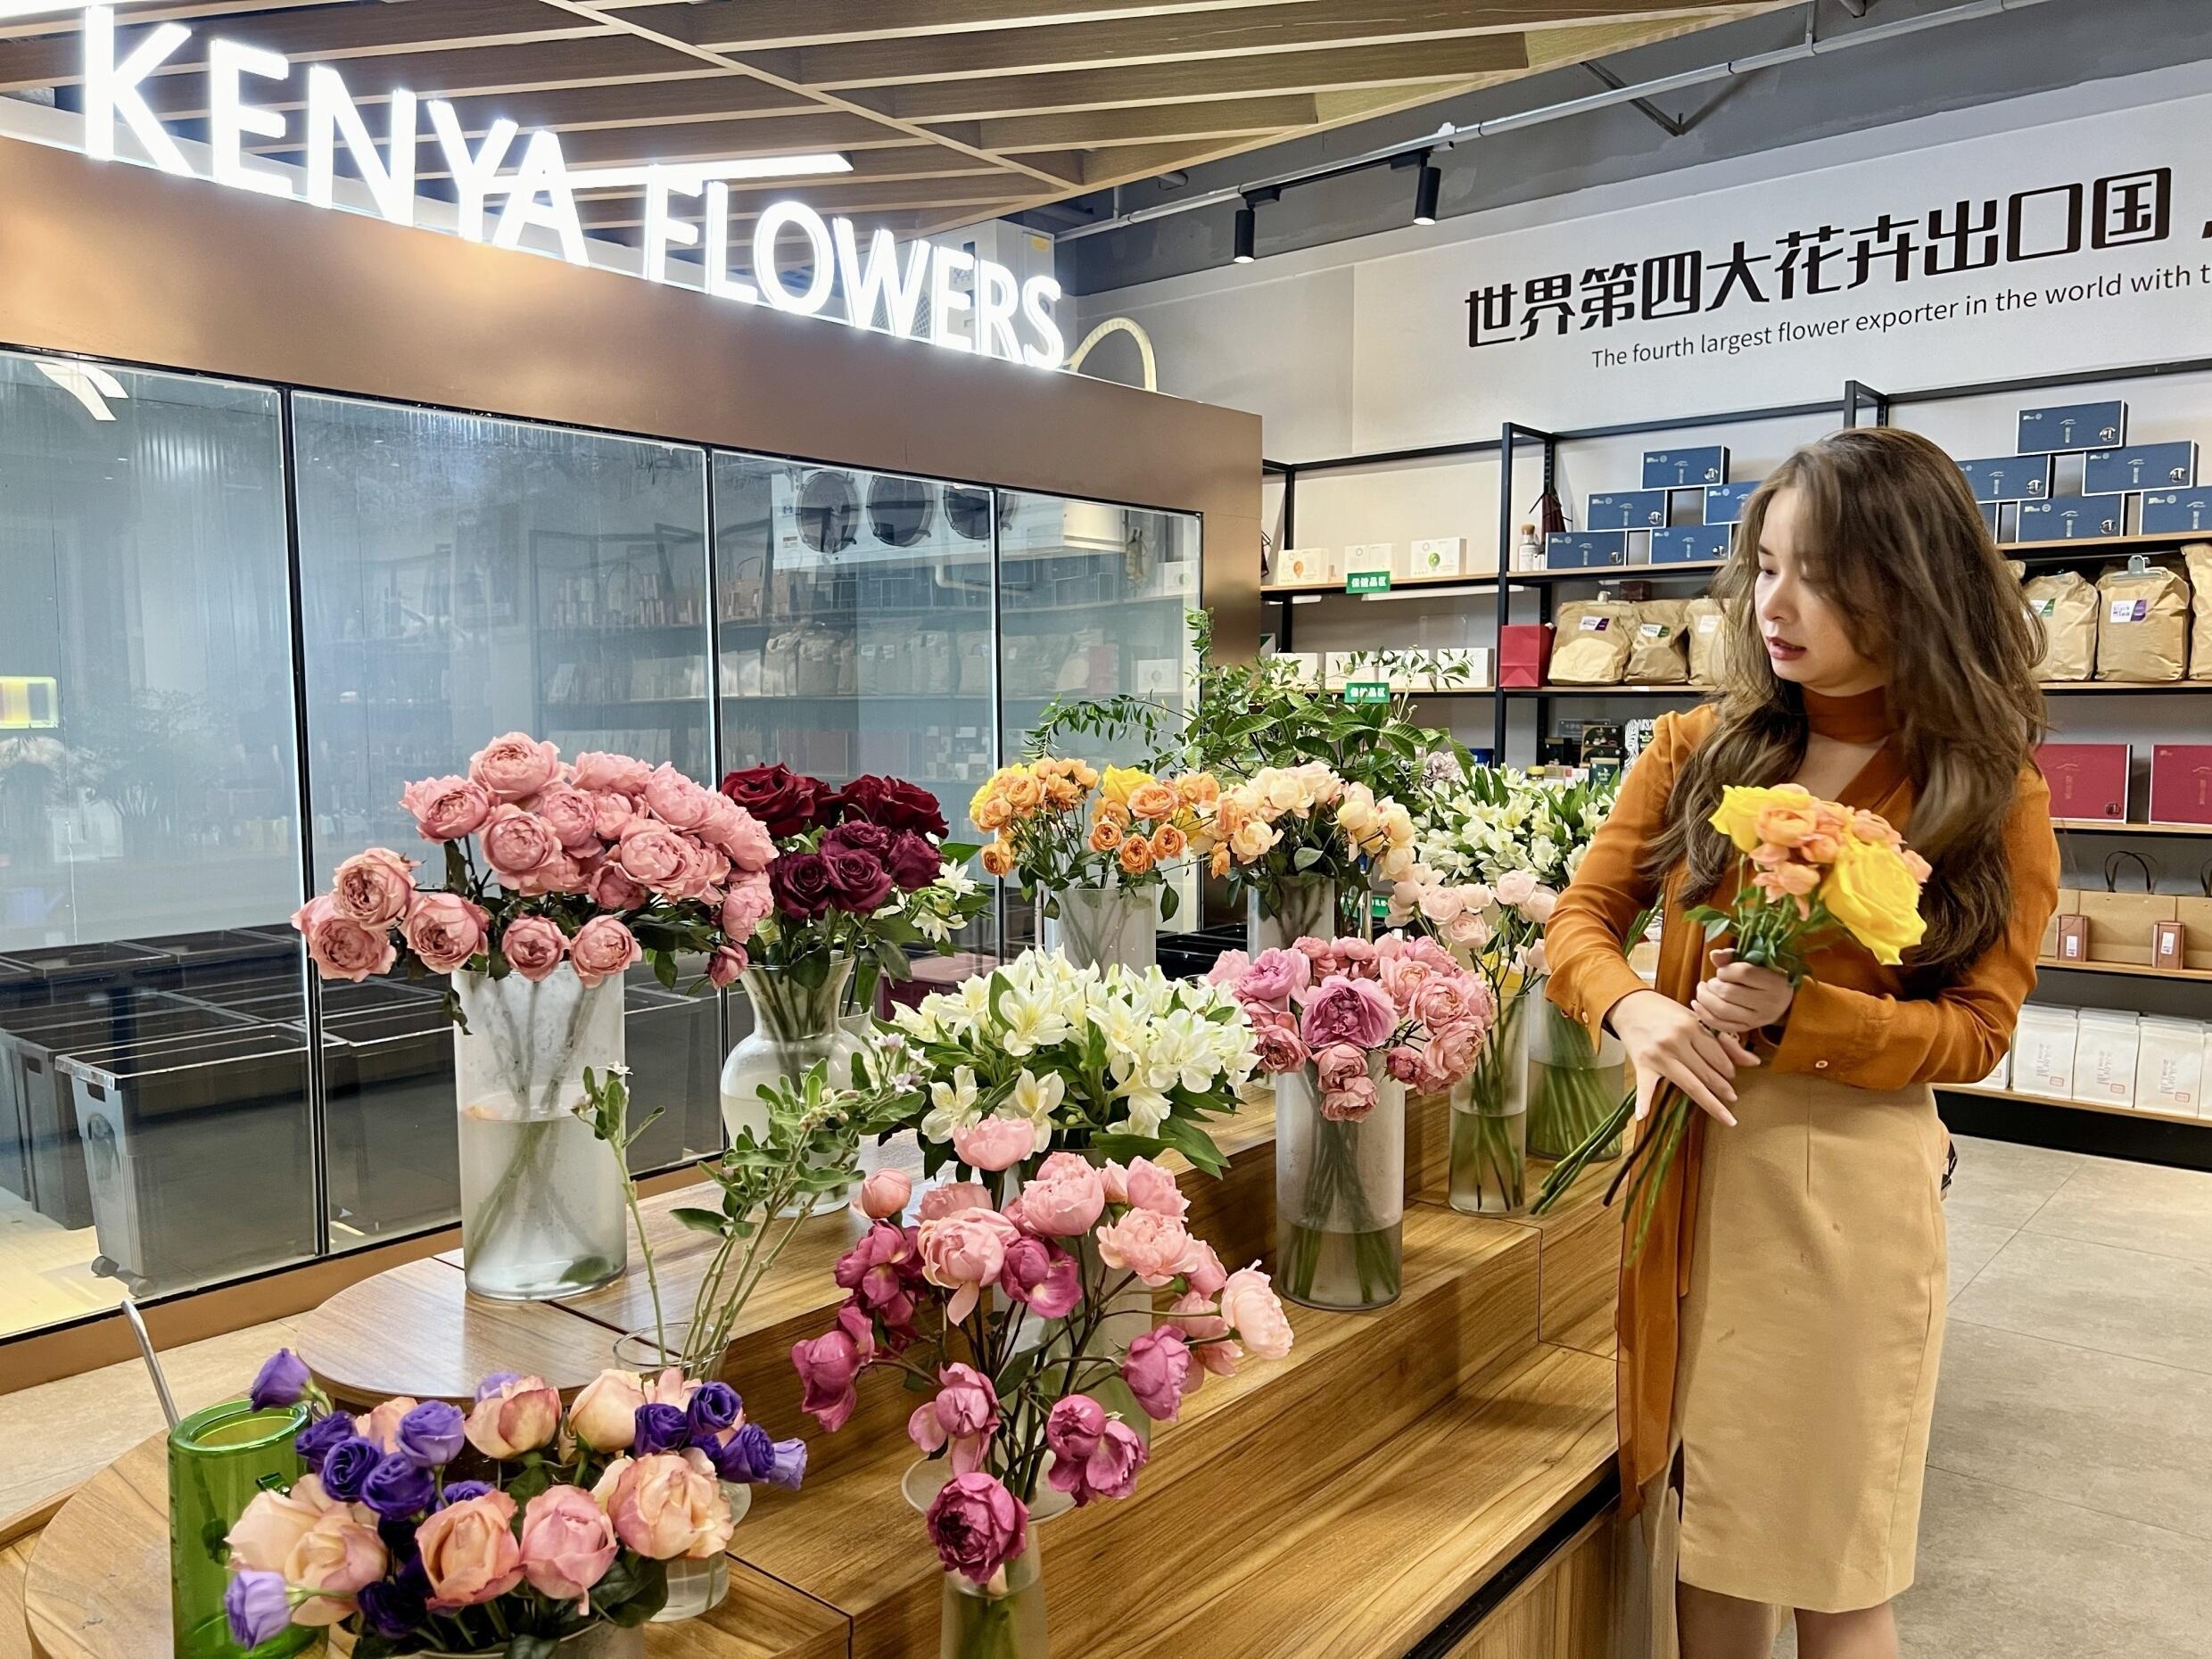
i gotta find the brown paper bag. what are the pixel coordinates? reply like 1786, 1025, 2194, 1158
2185, 544, 2212, 681
2095, 563, 2190, 682
1685, 595, 1730, 686
2076, 852, 2176, 966
2023, 571, 2098, 681
1625, 600, 1690, 683
1551, 599, 1638, 685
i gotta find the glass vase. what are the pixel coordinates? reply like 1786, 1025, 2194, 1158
1039, 885, 1158, 971
169, 1398, 315, 1659
904, 1462, 1068, 1659
1274, 1058, 1405, 1311
606, 1325, 751, 1621
1527, 995, 1629, 1161
1449, 987, 1530, 1216
1248, 876, 1338, 954
423, 1624, 644, 1658
721, 958, 863, 1217
453, 964, 627, 1301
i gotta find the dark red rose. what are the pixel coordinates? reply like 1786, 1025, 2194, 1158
833, 774, 949, 839
821, 821, 892, 861
823, 850, 896, 914
771, 851, 835, 920
721, 763, 834, 839
887, 831, 941, 892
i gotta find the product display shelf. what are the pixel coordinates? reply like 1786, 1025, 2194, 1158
1261, 571, 1504, 599
1513, 557, 1729, 585
1997, 532, 2212, 563
2036, 681, 2212, 695
2035, 957, 2212, 984
1505, 684, 1708, 699
1938, 1079, 2203, 1129
2051, 817, 2212, 835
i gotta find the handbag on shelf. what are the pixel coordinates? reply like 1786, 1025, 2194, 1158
2073, 849, 2176, 967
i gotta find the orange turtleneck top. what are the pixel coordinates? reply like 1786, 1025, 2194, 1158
1542, 686, 2059, 1506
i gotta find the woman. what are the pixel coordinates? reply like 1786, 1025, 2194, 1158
1545, 427, 2059, 1659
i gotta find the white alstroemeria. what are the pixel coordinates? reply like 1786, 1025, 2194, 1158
997, 984, 1074, 1058
1112, 1078, 1171, 1139
1087, 996, 1148, 1065
922, 1064, 983, 1143
912, 908, 953, 944
936, 860, 979, 898
1005, 1068, 1066, 1152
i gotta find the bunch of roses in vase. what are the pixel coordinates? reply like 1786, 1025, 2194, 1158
1188, 763, 1418, 945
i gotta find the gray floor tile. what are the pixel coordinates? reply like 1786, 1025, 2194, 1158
1949, 1229, 2212, 1375
1944, 1217, 2016, 1303
1928, 1320, 2212, 1540
2020, 1152, 2212, 1264
1941, 1135, 2082, 1228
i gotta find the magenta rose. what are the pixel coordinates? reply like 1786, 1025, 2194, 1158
1046, 1416, 1145, 1506
1237, 947, 1311, 1006
706, 944, 748, 987
293, 896, 396, 984
1044, 1393, 1106, 1465
1121, 1327, 1193, 1423
331, 848, 417, 927
528, 785, 602, 853
569, 917, 640, 987
832, 774, 949, 838
886, 831, 941, 892
613, 820, 690, 890
642, 764, 714, 832
402, 892, 489, 974
771, 852, 835, 920
481, 807, 559, 884
997, 1235, 1080, 1320
791, 1306, 873, 1432
468, 733, 560, 802
571, 751, 650, 797
499, 916, 567, 982
925, 1472, 1028, 1586
400, 774, 492, 843
718, 763, 832, 839
907, 1363, 998, 1476
587, 861, 648, 913
823, 849, 895, 914
1299, 974, 1398, 1052
1385, 1044, 1424, 1085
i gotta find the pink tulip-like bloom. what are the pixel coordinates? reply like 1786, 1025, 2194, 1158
856, 1168, 912, 1220
997, 1234, 1080, 1320
417, 1490, 525, 1609
1048, 1415, 1146, 1507
918, 1207, 1024, 1322
1218, 1268, 1294, 1361
568, 1368, 648, 1453
917, 1182, 992, 1222
498, 915, 568, 982
402, 892, 488, 974
469, 732, 562, 801
907, 1363, 999, 1475
569, 916, 641, 986
227, 1474, 345, 1574
401, 774, 494, 843
1121, 1326, 1193, 1422
518, 1484, 620, 1602
925, 1472, 1028, 1587
293, 895, 398, 984
465, 1374, 561, 1458
1119, 1156, 1188, 1219
1300, 973, 1399, 1051
1094, 1207, 1200, 1288
1015, 1152, 1104, 1236
792, 1306, 874, 1432
592, 1449, 733, 1561
950, 1113, 1036, 1174
330, 847, 417, 927
355, 1394, 421, 1455
285, 1505, 389, 1625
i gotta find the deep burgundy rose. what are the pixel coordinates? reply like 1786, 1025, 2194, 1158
821, 821, 891, 861
887, 831, 940, 892
719, 763, 833, 838
772, 852, 836, 920
833, 774, 949, 839
823, 849, 896, 914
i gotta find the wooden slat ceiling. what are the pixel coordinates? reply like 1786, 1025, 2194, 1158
3, 0, 1794, 246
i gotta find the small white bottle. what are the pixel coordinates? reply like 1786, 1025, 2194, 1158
1515, 524, 1541, 570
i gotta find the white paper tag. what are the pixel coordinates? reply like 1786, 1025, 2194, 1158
1580, 615, 1608, 631
1696, 615, 1721, 632
1639, 623, 1668, 639
2109, 598, 2149, 623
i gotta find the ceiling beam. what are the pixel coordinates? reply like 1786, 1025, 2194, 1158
576, 177, 1029, 228
959, 91, 1318, 151
671, 0, 1309, 52
301, 75, 815, 137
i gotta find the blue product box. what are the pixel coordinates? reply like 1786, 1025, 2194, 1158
1703, 482, 1760, 524
1979, 503, 2001, 536
1651, 524, 1732, 564
2084, 441, 2197, 495
2016, 400, 2125, 453
2142, 490, 2212, 534
2015, 496, 2125, 542
1544, 531, 1630, 570
1586, 490, 1670, 530
1642, 446, 1729, 489
1960, 456, 2053, 503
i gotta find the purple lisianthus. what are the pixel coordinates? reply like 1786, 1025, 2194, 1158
435, 1481, 492, 1509
395, 1400, 466, 1467
361, 1452, 437, 1519
249, 1349, 311, 1411
376, 1515, 419, 1564
764, 1435, 808, 1491
473, 1371, 522, 1402
711, 1422, 773, 1483
633, 1401, 689, 1457
356, 1576, 427, 1640
294, 1410, 353, 1465
686, 1382, 742, 1442
319, 1435, 382, 1502
225, 1569, 293, 1647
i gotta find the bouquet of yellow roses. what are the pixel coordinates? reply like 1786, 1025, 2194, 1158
970, 759, 1214, 922
1532, 783, 1929, 1259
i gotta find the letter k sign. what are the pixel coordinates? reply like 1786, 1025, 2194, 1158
83, 5, 194, 175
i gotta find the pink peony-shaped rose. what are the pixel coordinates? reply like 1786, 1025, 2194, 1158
856, 1168, 912, 1221
569, 916, 641, 987
721, 871, 774, 941
293, 896, 397, 984
1314, 1042, 1371, 1095
401, 774, 494, 844
1120, 1156, 1188, 1219
641, 764, 714, 831
572, 751, 651, 797
907, 1362, 998, 1476
285, 1505, 388, 1625
1016, 1152, 1104, 1236
1250, 1019, 1309, 1075
592, 1449, 732, 1561
925, 1472, 1028, 1587
714, 805, 775, 874
481, 806, 561, 884
470, 733, 561, 802
403, 892, 489, 974
1321, 1077, 1379, 1122
1236, 946, 1311, 1006
918, 1206, 1023, 1322
518, 1484, 619, 1602
416, 1490, 524, 1609
587, 790, 635, 843
1121, 1326, 1193, 1422
499, 915, 568, 982
1044, 1393, 1106, 1465
354, 1394, 421, 1455
1184, 1239, 1228, 1296
585, 860, 647, 913
951, 1113, 1036, 1175
1203, 948, 1251, 986
1385, 1044, 1424, 1085
1094, 1207, 1200, 1288
1218, 1267, 1294, 1361
1300, 973, 1399, 1052
1412, 976, 1479, 1035
706, 944, 749, 988
997, 1234, 1080, 1320
465, 1374, 560, 1458
568, 1368, 648, 1454
916, 1182, 992, 1222
792, 1305, 874, 1432
530, 784, 603, 853
227, 1474, 343, 1573
1047, 1415, 1146, 1506
1419, 1020, 1486, 1094
613, 820, 690, 890
330, 848, 417, 927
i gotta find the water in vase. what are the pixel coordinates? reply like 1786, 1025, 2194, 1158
458, 1104, 625, 1300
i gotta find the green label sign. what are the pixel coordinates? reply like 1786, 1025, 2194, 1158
1343, 681, 1391, 704
1345, 570, 1392, 593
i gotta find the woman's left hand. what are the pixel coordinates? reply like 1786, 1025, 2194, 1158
1690, 948, 1795, 1036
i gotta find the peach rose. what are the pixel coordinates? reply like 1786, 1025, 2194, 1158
568, 1368, 648, 1453
481, 806, 561, 884
1015, 1151, 1104, 1237
592, 1449, 734, 1561
1150, 823, 1188, 861
980, 839, 1016, 878
293, 895, 397, 984
469, 732, 561, 802
1217, 1267, 1294, 1360
355, 1394, 421, 1455
285, 1506, 387, 1625
857, 1168, 913, 1220
568, 916, 640, 988
226, 1474, 343, 1574
1086, 817, 1124, 854
402, 892, 489, 974
465, 1374, 561, 1458
499, 916, 567, 982
1094, 1207, 1200, 1287
587, 860, 648, 913
613, 819, 690, 889
518, 1484, 619, 1602
572, 751, 651, 797
330, 848, 417, 927
400, 774, 493, 844
416, 1490, 524, 1608
1117, 836, 1155, 876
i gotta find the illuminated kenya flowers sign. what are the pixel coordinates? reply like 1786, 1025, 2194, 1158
70, 4, 1068, 368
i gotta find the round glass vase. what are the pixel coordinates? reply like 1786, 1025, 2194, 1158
721, 958, 863, 1217
904, 1460, 1071, 1659
1038, 885, 1158, 971
1526, 995, 1629, 1161
422, 1624, 644, 1658
1449, 987, 1530, 1217
1274, 1056, 1405, 1312
1247, 876, 1338, 954
453, 963, 628, 1301
607, 1325, 754, 1622
169, 1398, 314, 1659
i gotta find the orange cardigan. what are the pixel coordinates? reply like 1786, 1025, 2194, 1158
1543, 703, 2059, 1506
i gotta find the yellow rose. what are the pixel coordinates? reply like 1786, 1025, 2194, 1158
1709, 783, 1812, 854
1819, 831, 1927, 966
1229, 820, 1279, 862
1262, 772, 1310, 815
1099, 765, 1152, 810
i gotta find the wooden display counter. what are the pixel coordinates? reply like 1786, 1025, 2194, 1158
9, 1094, 1626, 1659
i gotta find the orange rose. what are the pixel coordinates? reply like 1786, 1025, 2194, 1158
1210, 845, 1232, 879
1088, 818, 1124, 853
1151, 823, 1188, 861
1099, 801, 1131, 829
972, 796, 1011, 833
1044, 777, 1085, 809
1118, 836, 1155, 876
1002, 772, 1044, 813
1176, 772, 1220, 808
980, 838, 1016, 877
1127, 781, 1179, 821
1069, 761, 1100, 790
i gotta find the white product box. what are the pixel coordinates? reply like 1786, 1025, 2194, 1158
2010, 1004, 2079, 1099
1978, 1052, 2011, 1090
2072, 1011, 2140, 1107
1323, 650, 1370, 688
1431, 646, 1492, 689
1407, 536, 1466, 578
1274, 548, 1335, 586
2134, 1018, 2207, 1117
1342, 542, 1396, 576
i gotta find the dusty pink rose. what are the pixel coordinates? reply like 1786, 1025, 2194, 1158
1048, 1416, 1146, 1506
1300, 973, 1399, 1051
330, 847, 417, 927
1166, 1289, 1232, 1346
568, 1368, 648, 1454
614, 820, 690, 889
587, 861, 648, 912
587, 791, 635, 842
416, 1490, 524, 1608
293, 895, 397, 984
572, 751, 650, 796
593, 1449, 732, 1562
469, 732, 561, 802
1321, 1079, 1379, 1121
465, 1374, 560, 1458
1412, 977, 1478, 1034
1098, 1160, 1133, 1207
1015, 1151, 1103, 1236
721, 871, 774, 939
1184, 1239, 1227, 1296
481, 806, 560, 882
925, 1473, 1028, 1587
907, 1363, 998, 1476
642, 764, 714, 831
401, 774, 493, 843
856, 1168, 912, 1220
403, 892, 488, 974
918, 1207, 1023, 1322
1203, 948, 1251, 986
1385, 1044, 1424, 1085
1218, 1267, 1293, 1360
518, 1484, 618, 1602
1044, 1393, 1106, 1465
916, 1182, 992, 1222
226, 1475, 343, 1573
1121, 1327, 1193, 1422
1493, 869, 1539, 907
1250, 1019, 1309, 1074
951, 1113, 1036, 1174
569, 916, 640, 987
1120, 1156, 1188, 1219
285, 1506, 388, 1625
792, 1306, 873, 1432
1236, 947, 1310, 1005
997, 1234, 1080, 1319
530, 784, 603, 852
1314, 1043, 1371, 1095
354, 1394, 421, 1455
499, 916, 567, 982
706, 944, 748, 987
1420, 1020, 1485, 1093
714, 805, 775, 874
1094, 1207, 1199, 1287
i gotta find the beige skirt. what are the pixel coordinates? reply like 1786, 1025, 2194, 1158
1672, 1066, 1949, 1614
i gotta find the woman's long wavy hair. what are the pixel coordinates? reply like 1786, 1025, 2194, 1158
1641, 426, 2047, 986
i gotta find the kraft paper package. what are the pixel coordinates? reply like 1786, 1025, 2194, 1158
2022, 571, 2098, 681
1550, 599, 1639, 685
2094, 563, 2189, 682
2040, 887, 2080, 960
2075, 850, 2176, 966
1626, 599, 1691, 683
2186, 543, 2212, 681
1685, 595, 1730, 686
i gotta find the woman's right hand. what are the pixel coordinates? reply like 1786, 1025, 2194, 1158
1605, 988, 1757, 1128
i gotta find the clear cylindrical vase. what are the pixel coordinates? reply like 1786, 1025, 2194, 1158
1450, 988, 1530, 1216
1275, 1059, 1405, 1311
1527, 995, 1629, 1161
454, 964, 628, 1301
905, 1463, 1067, 1659
607, 1325, 751, 1622
722, 959, 863, 1217
1039, 886, 1158, 971
1248, 877, 1338, 954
